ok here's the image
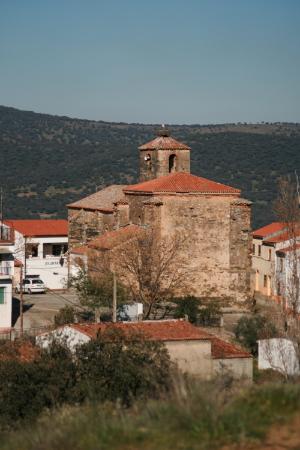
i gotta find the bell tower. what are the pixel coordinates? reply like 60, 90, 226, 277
139, 126, 191, 182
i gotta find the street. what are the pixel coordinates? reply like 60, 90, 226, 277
13, 290, 80, 331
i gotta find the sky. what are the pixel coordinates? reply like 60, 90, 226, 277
1, 0, 300, 124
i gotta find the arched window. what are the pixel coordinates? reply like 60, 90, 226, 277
169, 154, 177, 173
144, 153, 152, 171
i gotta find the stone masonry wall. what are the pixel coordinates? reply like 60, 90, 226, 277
68, 208, 115, 250
139, 149, 190, 182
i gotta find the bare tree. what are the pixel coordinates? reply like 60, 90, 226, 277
116, 228, 193, 319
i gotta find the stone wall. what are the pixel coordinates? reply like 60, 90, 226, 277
139, 149, 190, 182
68, 208, 115, 250
142, 193, 252, 302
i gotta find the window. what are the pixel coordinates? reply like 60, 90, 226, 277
263, 275, 267, 288
169, 154, 177, 173
43, 243, 68, 258
258, 245, 261, 257
26, 243, 39, 258
268, 249, 272, 261
252, 244, 255, 255
277, 282, 281, 296
0, 287, 4, 304
280, 258, 284, 273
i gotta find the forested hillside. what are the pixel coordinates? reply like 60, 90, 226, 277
0, 105, 299, 228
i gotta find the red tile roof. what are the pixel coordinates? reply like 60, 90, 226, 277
71, 245, 88, 256
139, 136, 190, 151
88, 224, 143, 251
124, 172, 240, 195
4, 219, 68, 237
68, 320, 251, 359
253, 222, 286, 238
276, 243, 300, 254
265, 231, 300, 244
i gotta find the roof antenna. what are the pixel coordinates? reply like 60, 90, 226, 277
295, 170, 300, 208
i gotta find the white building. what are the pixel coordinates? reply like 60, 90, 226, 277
0, 223, 14, 329
5, 220, 68, 290
258, 338, 300, 376
252, 222, 300, 302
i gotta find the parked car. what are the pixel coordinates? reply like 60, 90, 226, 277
15, 278, 46, 294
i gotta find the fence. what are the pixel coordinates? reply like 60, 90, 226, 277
0, 325, 55, 342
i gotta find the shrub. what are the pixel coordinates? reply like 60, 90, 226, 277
173, 296, 200, 324
74, 327, 172, 406
54, 306, 76, 326
234, 314, 278, 356
198, 301, 221, 326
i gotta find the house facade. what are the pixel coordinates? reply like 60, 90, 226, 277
36, 319, 253, 380
0, 223, 14, 329
68, 129, 252, 303
5, 220, 68, 290
252, 222, 300, 309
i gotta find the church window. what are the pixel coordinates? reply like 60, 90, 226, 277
144, 154, 152, 171
169, 154, 177, 173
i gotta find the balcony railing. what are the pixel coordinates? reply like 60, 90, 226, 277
0, 264, 12, 276
0, 225, 14, 243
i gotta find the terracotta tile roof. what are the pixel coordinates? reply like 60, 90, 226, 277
68, 185, 126, 212
253, 222, 287, 238
4, 219, 68, 237
88, 224, 143, 251
68, 320, 251, 359
139, 136, 190, 151
0, 341, 39, 362
71, 245, 88, 256
276, 243, 300, 254
265, 230, 300, 244
124, 172, 240, 195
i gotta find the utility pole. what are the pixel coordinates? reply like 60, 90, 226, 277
20, 264, 24, 336
112, 271, 117, 323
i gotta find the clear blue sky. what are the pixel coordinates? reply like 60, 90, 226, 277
1, 0, 299, 124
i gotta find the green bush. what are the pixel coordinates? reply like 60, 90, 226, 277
74, 327, 172, 406
198, 301, 221, 326
54, 306, 76, 326
234, 314, 278, 356
173, 296, 200, 323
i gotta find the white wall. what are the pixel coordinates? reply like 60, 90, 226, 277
36, 326, 90, 351
258, 338, 300, 376
14, 231, 68, 290
0, 279, 13, 328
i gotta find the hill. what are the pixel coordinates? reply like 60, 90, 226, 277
0, 105, 300, 228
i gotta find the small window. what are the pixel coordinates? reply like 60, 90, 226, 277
263, 275, 267, 288
280, 258, 284, 273
169, 154, 177, 173
0, 287, 4, 304
277, 282, 281, 295
268, 249, 272, 261
252, 244, 255, 255
258, 245, 261, 257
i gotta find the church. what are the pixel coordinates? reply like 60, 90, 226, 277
68, 128, 252, 302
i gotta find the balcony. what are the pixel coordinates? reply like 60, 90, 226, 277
0, 225, 14, 245
0, 264, 12, 278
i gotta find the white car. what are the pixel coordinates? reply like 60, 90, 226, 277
15, 278, 46, 294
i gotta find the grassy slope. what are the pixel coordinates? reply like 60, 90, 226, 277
1, 382, 300, 450
1, 106, 300, 227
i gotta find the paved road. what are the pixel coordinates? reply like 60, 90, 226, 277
13, 290, 80, 331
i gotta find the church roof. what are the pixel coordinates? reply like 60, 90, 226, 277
124, 172, 240, 195
139, 135, 190, 151
67, 185, 126, 212
88, 224, 143, 251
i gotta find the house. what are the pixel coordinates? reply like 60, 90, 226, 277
36, 319, 253, 380
0, 223, 14, 329
252, 222, 300, 308
5, 220, 68, 290
68, 128, 252, 303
